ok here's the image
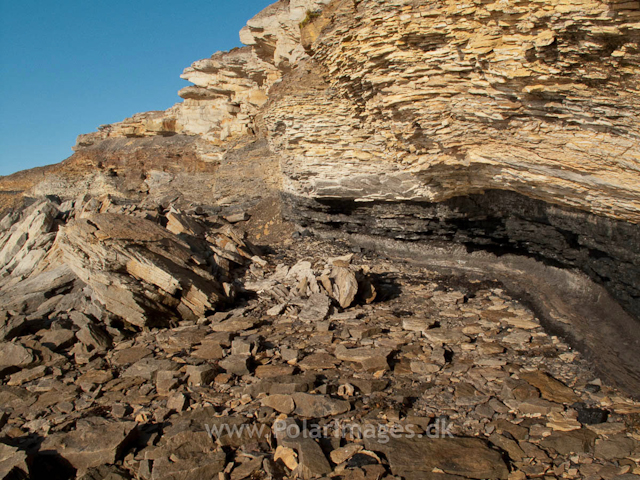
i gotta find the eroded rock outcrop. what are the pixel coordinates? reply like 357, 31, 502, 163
1, 1, 640, 478
260, 0, 640, 319
0, 196, 266, 330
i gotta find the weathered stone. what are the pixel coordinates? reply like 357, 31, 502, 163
40, 419, 138, 474
39, 328, 76, 351
7, 365, 47, 386
277, 419, 332, 479
540, 429, 598, 455
349, 378, 388, 395
77, 465, 132, 480
50, 214, 226, 327
150, 433, 226, 480
0, 443, 28, 480
211, 316, 259, 333
334, 345, 391, 372
156, 326, 208, 354
292, 392, 350, 418
298, 352, 339, 370
488, 433, 525, 462
594, 435, 636, 461
76, 324, 112, 351
254, 364, 295, 378
186, 365, 218, 386
423, 329, 470, 345
365, 436, 509, 479
121, 358, 179, 380
219, 354, 251, 376
299, 293, 331, 322
156, 370, 180, 395
274, 445, 299, 471
191, 341, 225, 361
262, 394, 295, 414
110, 346, 152, 366
519, 371, 580, 404
330, 443, 363, 465
402, 317, 436, 334
0, 343, 34, 370
331, 267, 358, 309
166, 393, 188, 412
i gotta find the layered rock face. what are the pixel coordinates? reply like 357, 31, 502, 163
2, 1, 640, 479
268, 0, 640, 219
74, 0, 332, 150
0, 0, 637, 337
261, 0, 640, 318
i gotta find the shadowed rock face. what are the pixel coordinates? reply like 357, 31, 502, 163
285, 189, 640, 321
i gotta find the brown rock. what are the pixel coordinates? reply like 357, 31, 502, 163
40, 419, 138, 474
594, 435, 636, 460
365, 436, 509, 479
0, 442, 28, 480
76, 324, 112, 351
299, 293, 331, 322
186, 365, 218, 386
110, 346, 152, 366
292, 392, 350, 418
262, 394, 296, 414
519, 371, 580, 404
331, 267, 359, 309
211, 316, 259, 332
39, 328, 76, 351
298, 352, 339, 370
0, 342, 34, 370
255, 364, 296, 378
219, 354, 251, 376
540, 428, 598, 455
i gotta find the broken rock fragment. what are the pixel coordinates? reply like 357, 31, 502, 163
365, 436, 509, 479
331, 267, 359, 309
292, 392, 350, 418
39, 418, 138, 475
0, 342, 34, 374
299, 293, 331, 322
0, 443, 28, 480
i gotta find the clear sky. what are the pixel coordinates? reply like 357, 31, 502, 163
0, 0, 275, 177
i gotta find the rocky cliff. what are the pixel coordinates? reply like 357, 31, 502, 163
261, 0, 640, 321
1, 1, 640, 478
17, 0, 637, 320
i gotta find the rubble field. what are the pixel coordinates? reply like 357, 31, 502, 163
0, 196, 639, 480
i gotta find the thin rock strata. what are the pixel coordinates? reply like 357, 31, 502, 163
0, 0, 640, 479
260, 0, 640, 321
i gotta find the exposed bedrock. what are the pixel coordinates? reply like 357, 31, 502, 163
284, 190, 640, 322
2, 0, 638, 398
261, 0, 640, 332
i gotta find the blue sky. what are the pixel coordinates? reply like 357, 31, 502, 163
0, 0, 274, 176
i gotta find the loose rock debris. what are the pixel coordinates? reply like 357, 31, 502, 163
0, 196, 638, 480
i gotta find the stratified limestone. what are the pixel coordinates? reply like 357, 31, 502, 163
258, 0, 640, 319
266, 0, 640, 223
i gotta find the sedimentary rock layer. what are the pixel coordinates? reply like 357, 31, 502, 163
285, 189, 640, 320
267, 0, 640, 222
260, 0, 640, 320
